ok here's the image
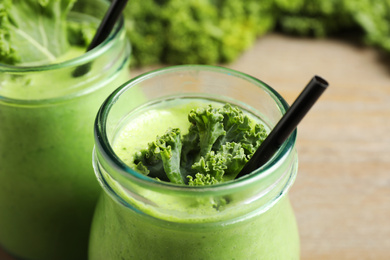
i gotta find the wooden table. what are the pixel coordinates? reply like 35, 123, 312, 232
229, 34, 390, 259
228, 34, 390, 259
1, 34, 389, 259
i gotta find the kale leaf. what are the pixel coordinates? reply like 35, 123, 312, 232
0, 0, 79, 65
133, 104, 267, 186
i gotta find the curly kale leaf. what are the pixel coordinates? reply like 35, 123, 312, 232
123, 0, 275, 67
187, 173, 219, 186
134, 128, 184, 184
121, 0, 390, 67
133, 104, 267, 186
212, 104, 267, 154
187, 105, 226, 157
191, 142, 249, 184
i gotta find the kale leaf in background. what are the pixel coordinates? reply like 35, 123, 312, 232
274, 0, 390, 50
2, 0, 388, 67
0, 0, 97, 66
123, 0, 390, 67
124, 0, 274, 66
0, 0, 77, 66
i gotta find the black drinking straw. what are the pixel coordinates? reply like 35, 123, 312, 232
73, 0, 129, 77
86, 0, 129, 52
236, 75, 329, 178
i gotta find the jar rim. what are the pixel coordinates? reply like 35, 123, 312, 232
0, 16, 128, 106
95, 65, 297, 195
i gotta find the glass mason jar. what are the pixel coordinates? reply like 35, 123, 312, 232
0, 1, 131, 260
90, 65, 299, 259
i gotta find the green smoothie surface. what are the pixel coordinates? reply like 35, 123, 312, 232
0, 46, 85, 99
53, 46, 86, 63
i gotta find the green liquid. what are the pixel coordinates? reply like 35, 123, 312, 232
89, 98, 300, 259
0, 47, 130, 259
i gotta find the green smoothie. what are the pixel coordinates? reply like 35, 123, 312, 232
89, 98, 300, 259
0, 2, 131, 258
0, 55, 130, 260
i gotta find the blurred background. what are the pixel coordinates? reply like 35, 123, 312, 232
125, 0, 390, 68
